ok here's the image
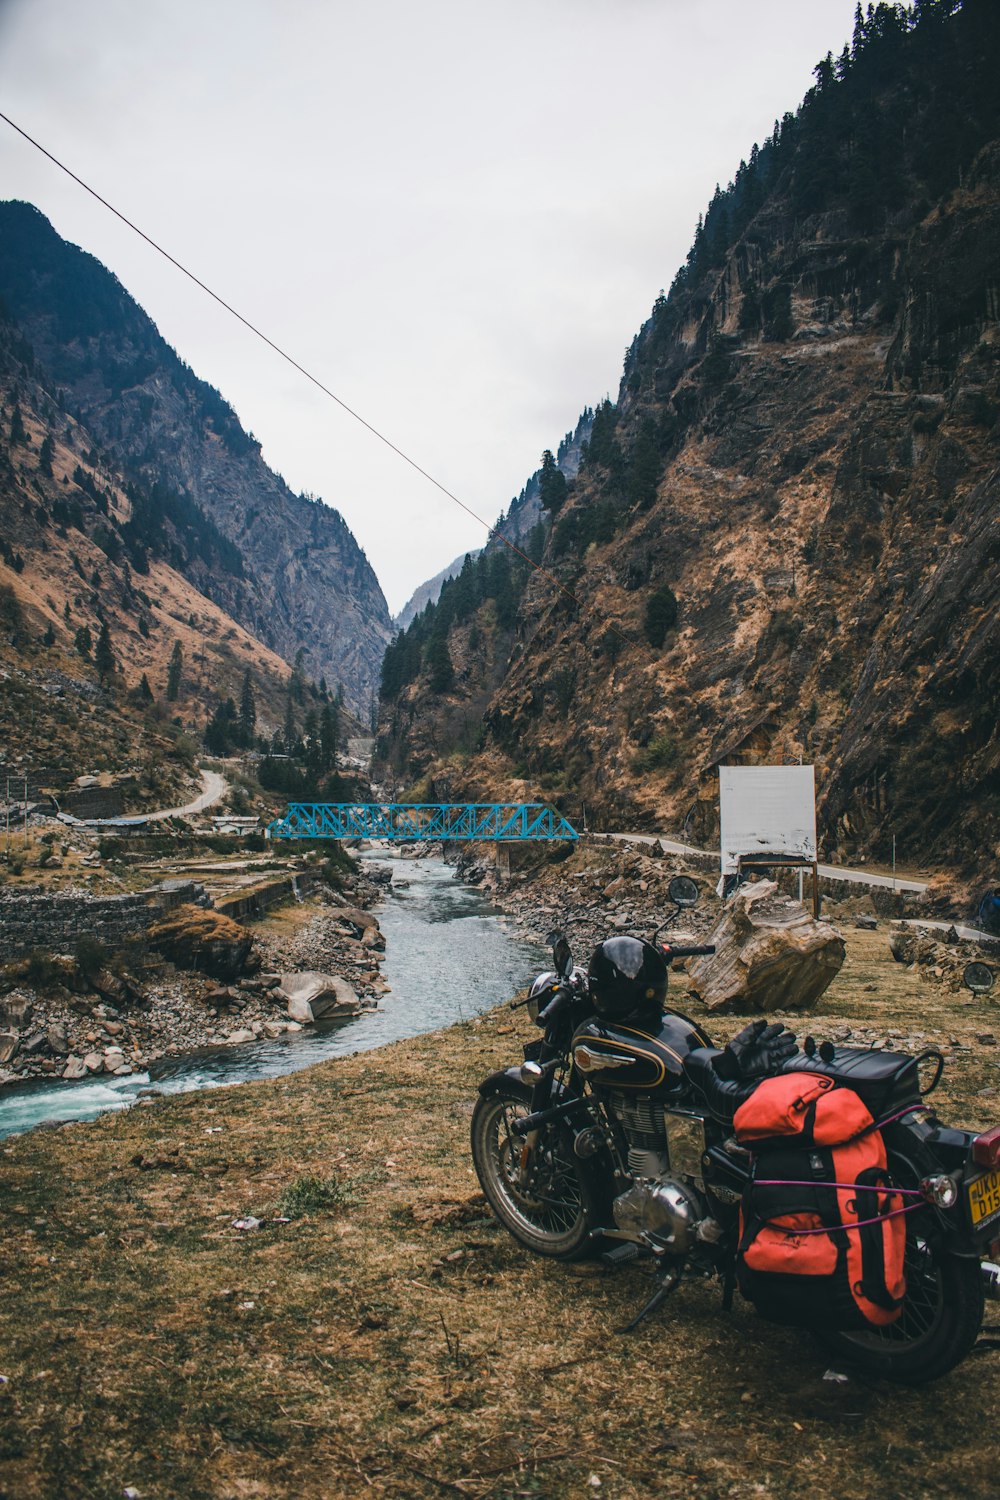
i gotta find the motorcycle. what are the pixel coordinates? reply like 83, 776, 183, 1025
470, 876, 1000, 1383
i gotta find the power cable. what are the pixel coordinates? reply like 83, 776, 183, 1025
0, 109, 623, 641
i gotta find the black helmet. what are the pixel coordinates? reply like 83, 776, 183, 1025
587, 937, 669, 1021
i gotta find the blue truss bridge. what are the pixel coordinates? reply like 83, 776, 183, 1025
266, 802, 578, 843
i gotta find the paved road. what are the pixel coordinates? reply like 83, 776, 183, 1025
145, 769, 228, 822
601, 831, 929, 893
57, 769, 228, 829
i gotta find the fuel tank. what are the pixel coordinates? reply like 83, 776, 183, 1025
571, 1008, 714, 1100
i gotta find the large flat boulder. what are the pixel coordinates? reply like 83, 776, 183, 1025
276, 971, 362, 1024
686, 880, 845, 1013
146, 904, 254, 980
330, 905, 383, 943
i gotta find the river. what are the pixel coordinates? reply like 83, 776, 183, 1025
0, 853, 546, 1141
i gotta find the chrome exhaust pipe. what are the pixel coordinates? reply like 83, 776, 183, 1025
981, 1262, 1000, 1302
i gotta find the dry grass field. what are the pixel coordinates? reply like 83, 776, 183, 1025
1, 928, 999, 1500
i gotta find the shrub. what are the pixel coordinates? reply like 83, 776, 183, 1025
643, 586, 678, 647
632, 732, 679, 773
275, 1174, 349, 1219
76, 935, 111, 974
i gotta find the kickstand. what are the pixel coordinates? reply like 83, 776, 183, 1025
617, 1266, 681, 1334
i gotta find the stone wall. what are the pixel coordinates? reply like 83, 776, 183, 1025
215, 872, 319, 923
59, 786, 125, 820
0, 881, 205, 961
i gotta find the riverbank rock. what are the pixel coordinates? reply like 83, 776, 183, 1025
686, 881, 846, 1013
277, 971, 363, 1024
0, 994, 33, 1029
330, 905, 384, 942
146, 904, 255, 980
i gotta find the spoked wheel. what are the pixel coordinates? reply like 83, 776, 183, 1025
471, 1084, 593, 1260
817, 1147, 985, 1384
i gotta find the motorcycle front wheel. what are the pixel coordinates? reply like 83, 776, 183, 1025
816, 1145, 985, 1384
471, 1083, 594, 1260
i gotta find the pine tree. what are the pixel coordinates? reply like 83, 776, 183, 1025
38, 434, 54, 477
238, 670, 257, 746
204, 698, 237, 755
644, 586, 679, 648
9, 404, 26, 445
320, 700, 339, 771
166, 640, 183, 701
74, 624, 92, 658
426, 630, 454, 693
139, 673, 154, 703
538, 450, 568, 515
94, 620, 115, 681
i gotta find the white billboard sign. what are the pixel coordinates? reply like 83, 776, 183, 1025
719, 765, 817, 875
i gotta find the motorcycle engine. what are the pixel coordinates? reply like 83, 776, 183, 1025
606, 1092, 712, 1254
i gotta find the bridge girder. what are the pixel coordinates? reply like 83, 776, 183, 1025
267, 802, 578, 842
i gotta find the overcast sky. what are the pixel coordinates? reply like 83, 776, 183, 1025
0, 0, 860, 614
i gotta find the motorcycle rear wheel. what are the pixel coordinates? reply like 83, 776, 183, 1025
471, 1084, 594, 1260
816, 1144, 985, 1384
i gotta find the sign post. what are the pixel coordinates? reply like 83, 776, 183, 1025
719, 766, 819, 915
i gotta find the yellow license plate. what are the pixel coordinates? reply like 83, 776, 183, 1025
969, 1169, 1000, 1229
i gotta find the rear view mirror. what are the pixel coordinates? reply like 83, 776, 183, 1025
964, 961, 995, 995
668, 875, 699, 909
550, 933, 573, 979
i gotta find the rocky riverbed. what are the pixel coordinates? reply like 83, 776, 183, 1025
0, 863, 392, 1088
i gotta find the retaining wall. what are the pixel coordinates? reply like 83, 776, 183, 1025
215, 871, 320, 923
0, 880, 205, 961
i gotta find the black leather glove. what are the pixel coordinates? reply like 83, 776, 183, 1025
715, 1019, 798, 1081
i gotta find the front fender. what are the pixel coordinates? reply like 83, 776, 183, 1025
477, 1066, 530, 1099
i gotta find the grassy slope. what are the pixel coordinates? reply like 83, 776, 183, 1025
2, 926, 999, 1500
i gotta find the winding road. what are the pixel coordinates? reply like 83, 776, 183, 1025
57, 768, 228, 828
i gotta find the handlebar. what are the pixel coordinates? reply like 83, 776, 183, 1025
660, 944, 716, 958
536, 984, 573, 1026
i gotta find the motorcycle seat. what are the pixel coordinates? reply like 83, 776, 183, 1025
780, 1047, 922, 1118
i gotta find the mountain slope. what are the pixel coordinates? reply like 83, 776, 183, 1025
376, 0, 1000, 880
0, 203, 392, 713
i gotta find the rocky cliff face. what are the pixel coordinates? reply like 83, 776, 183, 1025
378, 2, 1000, 881
0, 203, 391, 712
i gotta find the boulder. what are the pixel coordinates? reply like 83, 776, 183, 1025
686, 881, 846, 1013
146, 904, 254, 980
330, 905, 381, 939
83, 1051, 104, 1073
0, 1032, 19, 1065
47, 1022, 70, 1056
0, 994, 34, 1029
62, 1055, 88, 1080
276, 971, 362, 1024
